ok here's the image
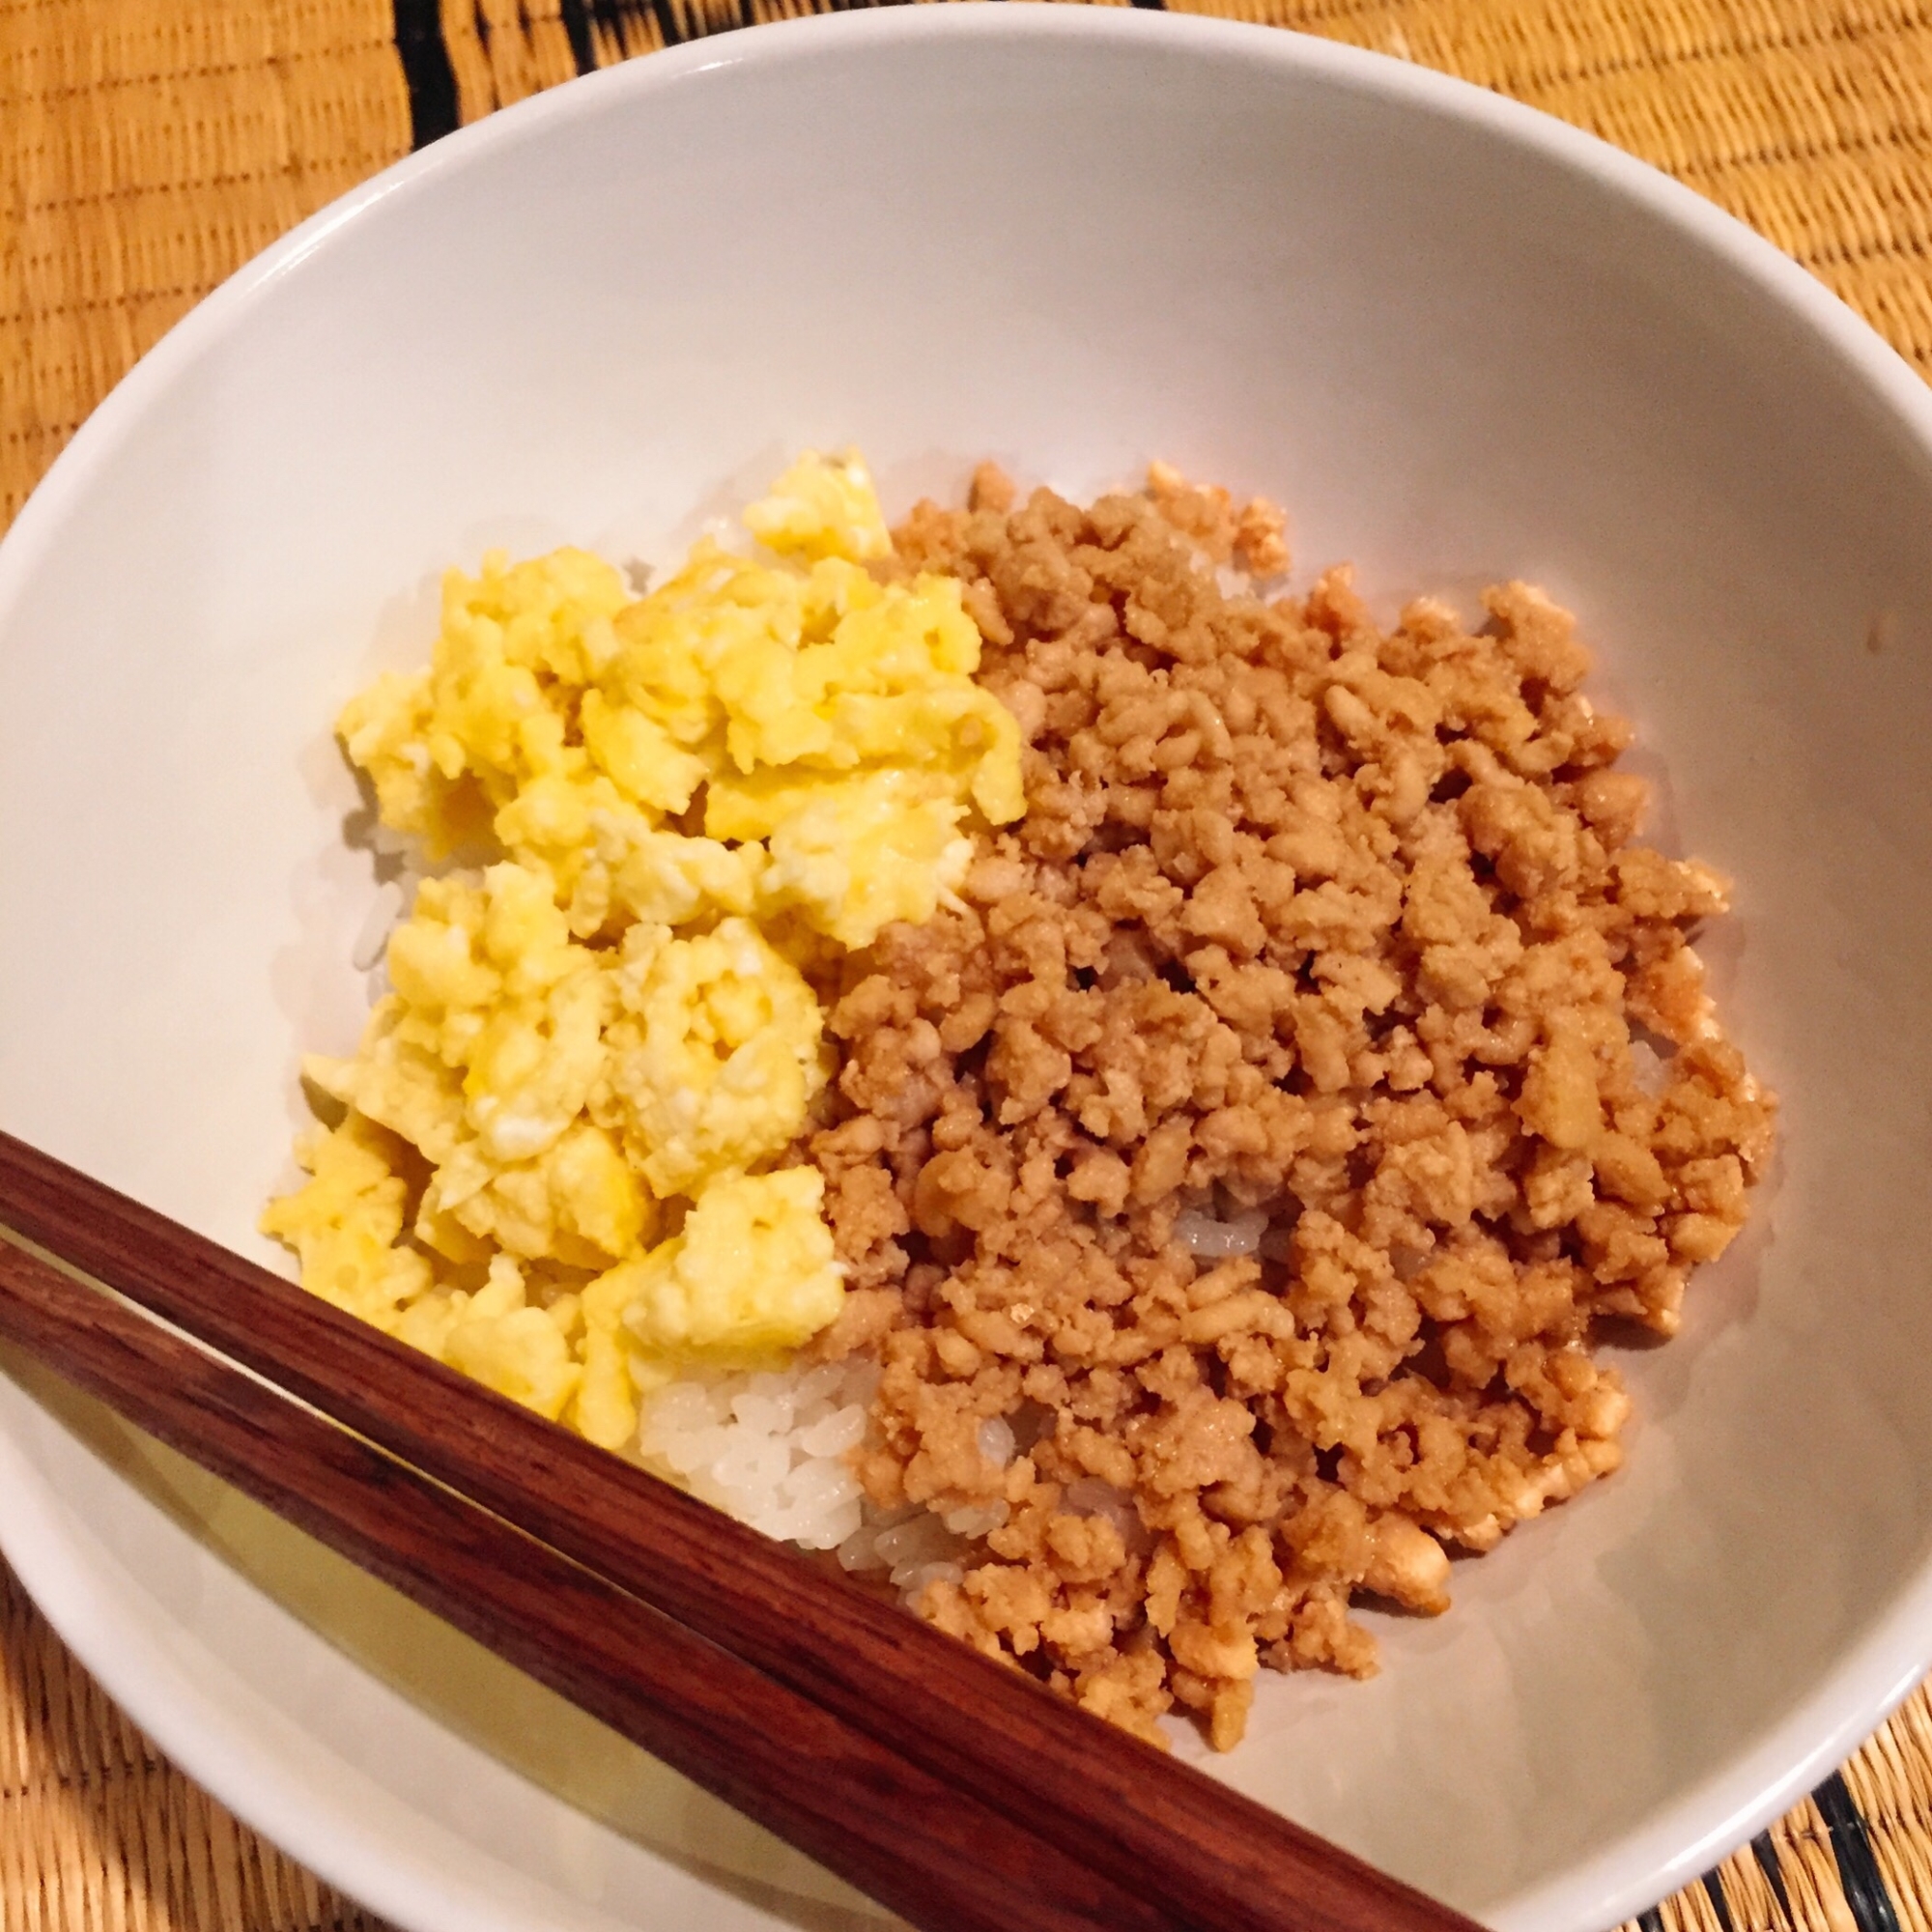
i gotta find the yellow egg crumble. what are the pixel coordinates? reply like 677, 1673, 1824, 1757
263, 453, 1023, 1449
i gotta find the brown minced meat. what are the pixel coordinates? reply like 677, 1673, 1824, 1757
803, 463, 1775, 1751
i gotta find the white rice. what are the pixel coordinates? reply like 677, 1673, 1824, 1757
1061, 1476, 1149, 1554
1172, 1204, 1269, 1259
351, 878, 410, 972
637, 1355, 881, 1552
1629, 1032, 1672, 1094
636, 1355, 1024, 1599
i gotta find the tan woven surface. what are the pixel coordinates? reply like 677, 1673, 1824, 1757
3, 0, 1930, 1926
0, 1564, 389, 1932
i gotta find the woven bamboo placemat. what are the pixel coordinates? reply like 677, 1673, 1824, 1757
3, 0, 1930, 1926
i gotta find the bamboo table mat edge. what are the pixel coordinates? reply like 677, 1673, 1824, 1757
4, 0, 1931, 1927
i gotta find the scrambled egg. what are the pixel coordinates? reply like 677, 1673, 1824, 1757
264, 453, 1021, 1449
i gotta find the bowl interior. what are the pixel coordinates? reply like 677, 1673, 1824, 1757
4, 14, 1932, 1931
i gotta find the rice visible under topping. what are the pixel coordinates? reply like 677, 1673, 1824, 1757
1170, 1203, 1269, 1259
350, 877, 410, 973
636, 1356, 878, 1550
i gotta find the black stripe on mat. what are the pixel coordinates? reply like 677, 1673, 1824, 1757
575, 0, 687, 57
1750, 1830, 1796, 1926
1814, 1771, 1903, 1932
1700, 1870, 1736, 1932
393, 0, 460, 146
642, 0, 685, 52
1636, 1909, 1665, 1932
559, 0, 598, 74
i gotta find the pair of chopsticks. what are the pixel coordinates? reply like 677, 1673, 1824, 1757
0, 1127, 1478, 1932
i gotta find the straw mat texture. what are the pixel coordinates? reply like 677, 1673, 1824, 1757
2, 0, 1929, 1927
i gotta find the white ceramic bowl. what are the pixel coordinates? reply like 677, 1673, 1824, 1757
4, 11, 1931, 1930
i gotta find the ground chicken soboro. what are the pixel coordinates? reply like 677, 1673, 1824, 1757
805, 464, 1775, 1752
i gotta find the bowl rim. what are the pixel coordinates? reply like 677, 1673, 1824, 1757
4, 11, 1932, 1932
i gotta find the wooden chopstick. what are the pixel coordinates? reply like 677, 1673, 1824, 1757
0, 1235, 1174, 1932
0, 1128, 1480, 1932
